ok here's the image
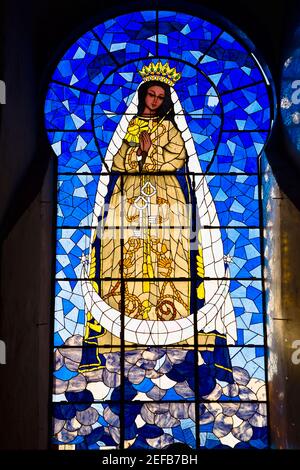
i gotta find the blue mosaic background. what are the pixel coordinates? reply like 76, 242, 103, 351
53, 278, 264, 347
56, 174, 259, 227
45, 10, 273, 175
55, 228, 261, 279
45, 10, 274, 450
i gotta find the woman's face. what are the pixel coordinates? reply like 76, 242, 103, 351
144, 85, 165, 113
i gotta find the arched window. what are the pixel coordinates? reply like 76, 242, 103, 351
46, 9, 274, 450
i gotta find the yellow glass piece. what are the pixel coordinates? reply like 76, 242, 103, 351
196, 230, 205, 300
138, 61, 182, 86
91, 281, 99, 293
197, 282, 205, 300
142, 229, 154, 293
196, 231, 205, 281
84, 311, 105, 341
142, 300, 151, 319
88, 321, 103, 333
215, 363, 232, 373
89, 247, 96, 278
196, 258, 204, 277
124, 118, 149, 145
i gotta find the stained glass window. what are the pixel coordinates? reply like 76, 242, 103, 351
45, 10, 274, 450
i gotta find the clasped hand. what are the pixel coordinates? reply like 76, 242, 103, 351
137, 131, 152, 156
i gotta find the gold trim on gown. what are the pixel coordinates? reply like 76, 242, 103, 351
95, 117, 204, 324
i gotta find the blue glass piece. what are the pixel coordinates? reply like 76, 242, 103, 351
54, 332, 64, 347
203, 433, 220, 449
65, 390, 94, 403
222, 83, 271, 131
173, 425, 185, 442
174, 62, 220, 116
158, 11, 221, 63
218, 394, 241, 402
182, 427, 196, 448
200, 423, 214, 433
94, 11, 156, 64
129, 436, 151, 449
251, 425, 268, 440
53, 404, 77, 420
47, 131, 102, 174
94, 60, 144, 116
45, 84, 94, 131
132, 378, 154, 393
229, 346, 266, 384
56, 228, 92, 279
199, 32, 263, 92
208, 132, 268, 173
139, 424, 164, 439
57, 174, 98, 226
52, 30, 116, 92
125, 423, 138, 440
219, 228, 261, 278
249, 438, 268, 449
54, 365, 78, 381
184, 114, 221, 172
206, 175, 259, 226
199, 364, 216, 396
54, 280, 85, 346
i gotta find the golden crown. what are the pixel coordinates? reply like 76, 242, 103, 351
138, 61, 181, 86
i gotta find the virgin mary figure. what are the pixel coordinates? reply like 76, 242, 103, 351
79, 62, 237, 390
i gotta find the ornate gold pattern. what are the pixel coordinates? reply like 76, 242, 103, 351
138, 61, 181, 86
93, 117, 205, 329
